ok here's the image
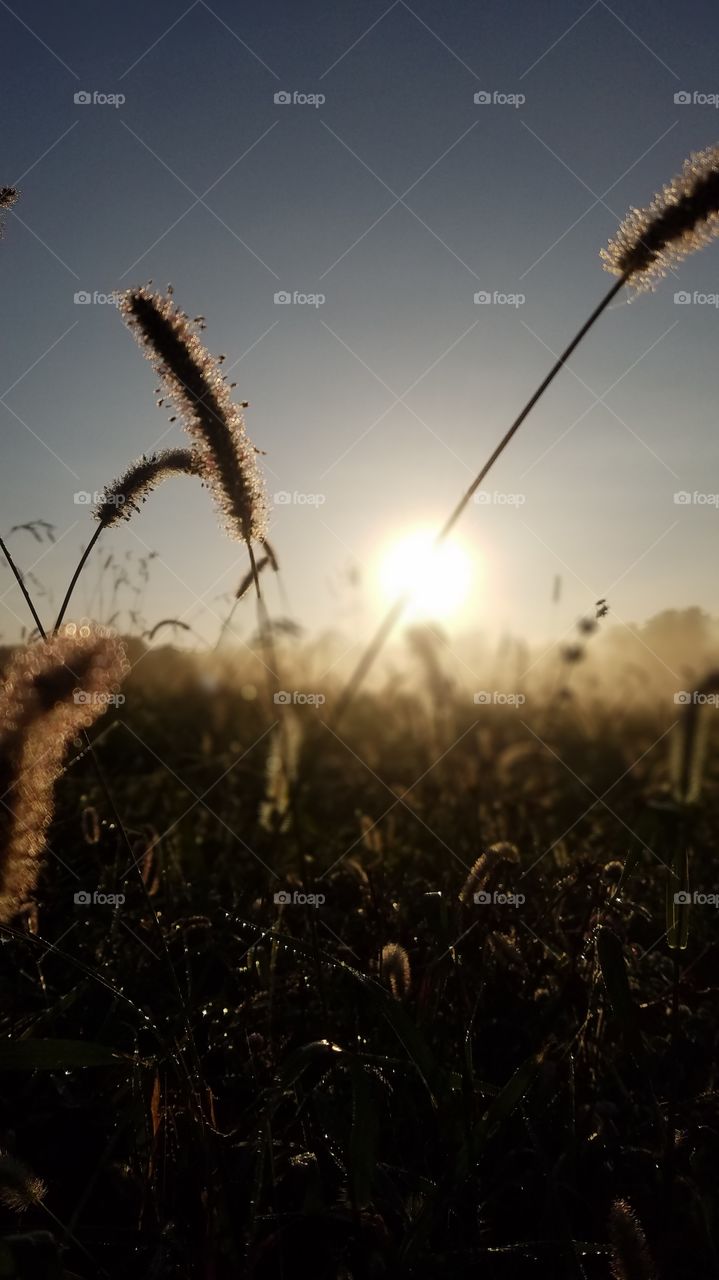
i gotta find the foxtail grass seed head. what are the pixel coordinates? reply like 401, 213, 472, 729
94, 448, 200, 527
380, 942, 411, 999
459, 853, 490, 905
0, 1153, 47, 1212
119, 288, 268, 543
0, 187, 18, 236
602, 144, 719, 290
608, 1199, 654, 1280
459, 841, 520, 904
0, 625, 128, 922
81, 804, 101, 845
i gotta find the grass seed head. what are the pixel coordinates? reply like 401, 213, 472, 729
94, 448, 200, 527
602, 144, 719, 290
0, 187, 18, 239
0, 1152, 47, 1212
608, 1198, 654, 1280
459, 842, 520, 904
0, 624, 128, 921
119, 288, 268, 544
380, 942, 411, 999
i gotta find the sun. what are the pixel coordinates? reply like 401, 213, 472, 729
378, 527, 475, 621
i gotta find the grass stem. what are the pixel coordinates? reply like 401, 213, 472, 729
54, 523, 104, 632
336, 273, 627, 719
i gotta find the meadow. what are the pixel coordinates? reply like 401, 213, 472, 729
1, 146, 719, 1278
0, 617, 717, 1279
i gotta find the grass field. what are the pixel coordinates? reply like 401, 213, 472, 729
0, 629, 717, 1279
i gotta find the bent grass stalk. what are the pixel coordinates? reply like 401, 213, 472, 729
336, 273, 626, 719
337, 143, 719, 718
54, 449, 199, 632
54, 523, 105, 633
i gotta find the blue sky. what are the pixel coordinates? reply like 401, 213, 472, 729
2, 0, 719, 652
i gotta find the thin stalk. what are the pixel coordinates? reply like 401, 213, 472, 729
247, 538, 262, 601
663, 946, 682, 1215
247, 550, 329, 1025
0, 536, 46, 638
214, 596, 240, 651
215, 547, 287, 652
40, 1201, 110, 1280
214, 542, 264, 651
54, 523, 104, 632
335, 273, 627, 720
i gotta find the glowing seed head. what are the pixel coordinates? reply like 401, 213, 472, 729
119, 288, 269, 544
94, 448, 200, 527
380, 942, 411, 999
0, 625, 128, 922
602, 144, 719, 290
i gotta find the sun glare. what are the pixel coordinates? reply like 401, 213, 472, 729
378, 527, 475, 621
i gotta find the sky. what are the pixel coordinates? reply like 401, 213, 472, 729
2, 0, 719, 655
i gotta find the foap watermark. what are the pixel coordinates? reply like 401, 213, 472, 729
674, 490, 719, 506
474, 89, 525, 108
274, 690, 326, 706
74, 290, 120, 306
74, 490, 125, 508
474, 290, 525, 307
473, 489, 525, 505
474, 690, 526, 706
274, 290, 325, 307
74, 90, 125, 108
74, 889, 125, 907
674, 290, 719, 306
273, 490, 326, 506
674, 90, 719, 108
274, 89, 325, 108
274, 889, 325, 906
474, 890, 525, 906
73, 689, 125, 708
674, 890, 719, 906
674, 690, 719, 706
